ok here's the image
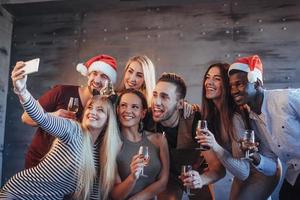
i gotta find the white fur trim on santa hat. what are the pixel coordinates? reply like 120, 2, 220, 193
229, 63, 250, 74
76, 63, 88, 76
247, 68, 263, 83
229, 63, 263, 83
88, 61, 117, 83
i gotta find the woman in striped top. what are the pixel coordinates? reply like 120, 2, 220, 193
0, 62, 120, 199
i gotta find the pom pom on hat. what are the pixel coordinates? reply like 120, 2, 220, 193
76, 63, 88, 76
76, 54, 117, 83
228, 55, 263, 83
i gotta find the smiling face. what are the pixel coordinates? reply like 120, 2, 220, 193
117, 93, 147, 129
151, 81, 180, 123
229, 71, 257, 106
82, 98, 108, 131
123, 61, 145, 90
204, 66, 223, 101
87, 70, 110, 94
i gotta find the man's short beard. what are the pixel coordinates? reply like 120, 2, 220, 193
160, 104, 178, 123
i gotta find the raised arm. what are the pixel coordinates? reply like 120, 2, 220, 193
210, 138, 250, 180
201, 113, 277, 181
22, 111, 38, 126
195, 114, 251, 180
22, 109, 76, 127
11, 61, 79, 143
21, 84, 76, 127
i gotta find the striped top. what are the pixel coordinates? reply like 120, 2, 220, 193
0, 93, 100, 200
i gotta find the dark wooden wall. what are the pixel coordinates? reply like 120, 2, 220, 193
0, 5, 13, 186
1, 0, 300, 198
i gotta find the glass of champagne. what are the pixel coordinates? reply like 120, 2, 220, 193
241, 130, 255, 160
181, 165, 194, 196
138, 146, 150, 177
68, 97, 79, 113
196, 120, 210, 151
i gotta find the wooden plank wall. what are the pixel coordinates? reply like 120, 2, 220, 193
0, 5, 13, 186
2, 0, 300, 198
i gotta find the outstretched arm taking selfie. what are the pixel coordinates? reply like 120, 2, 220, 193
11, 61, 79, 143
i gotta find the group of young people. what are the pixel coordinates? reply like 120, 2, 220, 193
0, 54, 299, 200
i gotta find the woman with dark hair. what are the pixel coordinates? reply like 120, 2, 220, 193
200, 63, 235, 150
182, 63, 280, 199
109, 89, 169, 200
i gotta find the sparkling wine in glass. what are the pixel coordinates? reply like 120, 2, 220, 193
181, 165, 194, 196
196, 120, 210, 151
138, 146, 150, 177
241, 130, 256, 160
100, 80, 115, 96
68, 97, 79, 113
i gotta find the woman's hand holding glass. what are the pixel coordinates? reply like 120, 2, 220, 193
130, 154, 144, 180
138, 146, 150, 177
195, 127, 218, 151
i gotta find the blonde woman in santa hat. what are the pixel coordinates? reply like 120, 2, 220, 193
1, 61, 120, 199
117, 55, 156, 106
192, 58, 280, 200
22, 54, 118, 170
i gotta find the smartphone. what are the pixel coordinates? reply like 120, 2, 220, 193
24, 58, 40, 75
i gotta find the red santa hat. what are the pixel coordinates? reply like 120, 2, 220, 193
76, 54, 117, 83
228, 55, 263, 83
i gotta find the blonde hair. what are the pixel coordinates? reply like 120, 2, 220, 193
45, 127, 96, 200
99, 101, 122, 199
76, 96, 120, 200
118, 55, 156, 106
75, 126, 96, 200
40, 96, 119, 200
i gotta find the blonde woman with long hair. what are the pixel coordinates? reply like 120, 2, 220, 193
117, 55, 156, 106
1, 62, 120, 200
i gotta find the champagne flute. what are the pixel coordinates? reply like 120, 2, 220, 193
68, 97, 79, 113
138, 146, 150, 177
100, 80, 115, 96
181, 165, 194, 196
241, 130, 255, 160
196, 120, 210, 151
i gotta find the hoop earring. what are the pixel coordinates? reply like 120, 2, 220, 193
138, 120, 144, 133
